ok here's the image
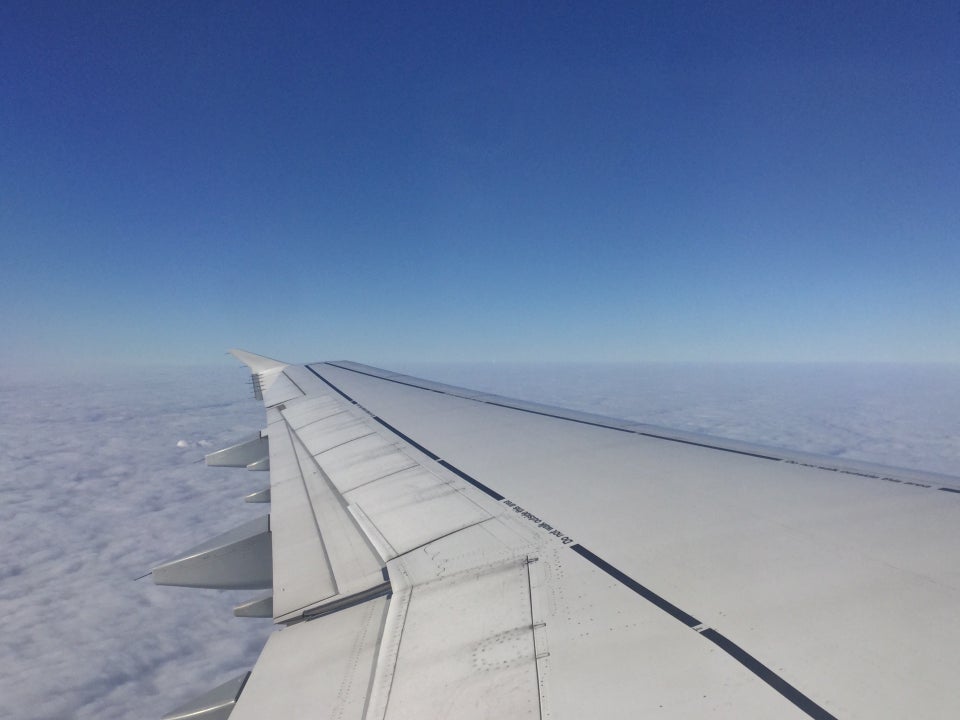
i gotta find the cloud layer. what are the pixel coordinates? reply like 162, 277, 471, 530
1, 362, 957, 719
0, 366, 271, 720
395, 362, 960, 475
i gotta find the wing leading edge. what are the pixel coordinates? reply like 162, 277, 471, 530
150, 352, 960, 719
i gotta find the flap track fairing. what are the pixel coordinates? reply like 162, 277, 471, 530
151, 516, 272, 590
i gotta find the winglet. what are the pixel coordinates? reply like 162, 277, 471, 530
229, 349, 288, 373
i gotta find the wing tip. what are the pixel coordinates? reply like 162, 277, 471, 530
229, 349, 288, 373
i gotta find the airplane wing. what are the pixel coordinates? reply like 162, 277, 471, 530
152, 350, 960, 720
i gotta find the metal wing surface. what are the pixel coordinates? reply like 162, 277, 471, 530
154, 351, 960, 720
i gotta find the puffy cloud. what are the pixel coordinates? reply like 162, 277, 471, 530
0, 366, 272, 720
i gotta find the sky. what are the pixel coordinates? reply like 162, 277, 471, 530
1, 362, 959, 719
1, 2, 958, 369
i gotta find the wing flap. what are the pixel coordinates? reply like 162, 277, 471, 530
291, 427, 384, 599
229, 596, 389, 720
267, 407, 338, 617
266, 371, 508, 623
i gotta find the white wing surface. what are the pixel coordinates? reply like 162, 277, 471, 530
153, 351, 960, 720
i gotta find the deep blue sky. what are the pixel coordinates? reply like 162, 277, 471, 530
2, 2, 957, 368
